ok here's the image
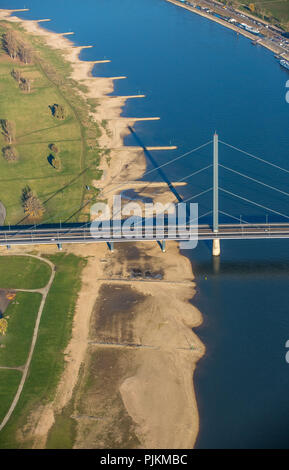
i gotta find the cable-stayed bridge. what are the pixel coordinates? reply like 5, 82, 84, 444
1, 133, 289, 255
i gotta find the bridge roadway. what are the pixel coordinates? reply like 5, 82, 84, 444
1, 223, 289, 246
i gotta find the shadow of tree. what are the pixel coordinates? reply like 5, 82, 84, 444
47, 154, 55, 168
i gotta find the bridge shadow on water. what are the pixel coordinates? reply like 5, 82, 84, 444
193, 257, 289, 277
128, 126, 183, 203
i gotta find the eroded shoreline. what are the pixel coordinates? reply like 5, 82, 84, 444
0, 8, 205, 449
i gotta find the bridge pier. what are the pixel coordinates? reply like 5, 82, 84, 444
157, 240, 166, 252
107, 241, 114, 252
212, 239, 220, 257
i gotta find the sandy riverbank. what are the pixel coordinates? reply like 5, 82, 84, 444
0, 9, 205, 449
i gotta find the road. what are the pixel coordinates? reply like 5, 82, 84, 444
1, 223, 289, 246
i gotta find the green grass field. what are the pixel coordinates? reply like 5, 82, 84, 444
0, 292, 42, 367
46, 402, 77, 449
0, 370, 22, 423
241, 0, 289, 27
0, 255, 51, 289
0, 253, 86, 448
0, 22, 103, 225
222, 0, 289, 30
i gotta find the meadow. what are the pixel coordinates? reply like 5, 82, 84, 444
226, 0, 289, 29
0, 253, 86, 448
0, 255, 51, 288
0, 21, 102, 226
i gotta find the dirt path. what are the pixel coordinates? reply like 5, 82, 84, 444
0, 254, 55, 432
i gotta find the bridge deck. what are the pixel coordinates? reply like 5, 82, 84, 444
1, 223, 289, 246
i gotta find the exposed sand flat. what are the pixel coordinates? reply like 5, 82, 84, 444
105, 146, 178, 151
71, 242, 204, 449
0, 9, 204, 449
34, 19, 51, 23
111, 116, 160, 121
110, 181, 187, 187
6, 9, 29, 12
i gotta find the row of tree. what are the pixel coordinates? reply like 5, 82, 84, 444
1, 119, 16, 145
11, 68, 32, 93
3, 30, 33, 64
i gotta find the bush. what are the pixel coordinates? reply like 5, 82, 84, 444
21, 186, 44, 220
2, 146, 18, 162
19, 77, 32, 93
51, 104, 66, 120
0, 318, 8, 336
49, 143, 59, 154
53, 156, 61, 170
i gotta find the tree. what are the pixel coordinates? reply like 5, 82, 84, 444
249, 3, 255, 12
22, 186, 44, 220
11, 70, 32, 92
3, 32, 33, 64
11, 68, 21, 83
3, 31, 18, 59
1, 119, 16, 144
20, 77, 32, 93
52, 156, 61, 170
18, 43, 33, 64
49, 143, 59, 154
2, 146, 18, 162
52, 104, 66, 120
0, 318, 8, 336
27, 78, 32, 93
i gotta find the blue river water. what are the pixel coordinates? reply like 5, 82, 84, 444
1, 0, 289, 448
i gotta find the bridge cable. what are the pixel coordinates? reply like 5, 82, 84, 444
97, 168, 214, 233
100, 140, 213, 200
220, 140, 289, 175
175, 164, 212, 184
219, 164, 289, 198
219, 210, 250, 225
182, 187, 213, 203
140, 140, 212, 179
219, 187, 289, 221
126, 189, 213, 232
188, 210, 213, 224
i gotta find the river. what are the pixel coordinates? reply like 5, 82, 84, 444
2, 0, 289, 448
